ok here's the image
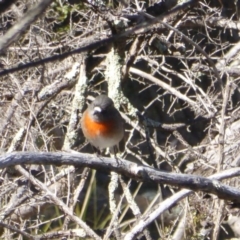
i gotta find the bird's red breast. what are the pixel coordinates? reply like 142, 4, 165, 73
82, 110, 116, 138
81, 95, 124, 150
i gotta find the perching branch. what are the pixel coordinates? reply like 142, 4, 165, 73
1, 151, 240, 203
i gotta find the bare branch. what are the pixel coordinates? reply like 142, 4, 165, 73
0, 152, 240, 203
130, 67, 200, 111
124, 168, 240, 240
14, 164, 101, 240
0, 0, 54, 52
0, 221, 34, 240
0, 0, 200, 76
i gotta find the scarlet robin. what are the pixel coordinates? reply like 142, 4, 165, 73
81, 95, 124, 152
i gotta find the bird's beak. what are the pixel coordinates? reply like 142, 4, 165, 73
93, 106, 102, 114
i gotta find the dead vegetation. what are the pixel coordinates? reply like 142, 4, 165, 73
1, 0, 240, 239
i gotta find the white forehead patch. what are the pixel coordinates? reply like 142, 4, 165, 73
94, 106, 102, 112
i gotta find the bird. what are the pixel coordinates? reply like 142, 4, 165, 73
81, 95, 124, 153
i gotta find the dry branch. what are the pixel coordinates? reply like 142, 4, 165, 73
15, 164, 101, 240
130, 67, 199, 110
0, 0, 200, 76
1, 151, 240, 203
124, 168, 240, 239
0, 0, 54, 52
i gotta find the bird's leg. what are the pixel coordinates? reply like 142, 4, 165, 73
91, 145, 101, 157
110, 146, 120, 165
